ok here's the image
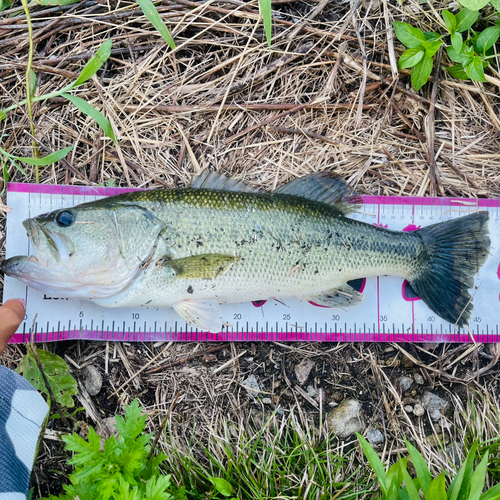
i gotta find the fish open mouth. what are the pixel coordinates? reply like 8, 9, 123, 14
22, 218, 73, 265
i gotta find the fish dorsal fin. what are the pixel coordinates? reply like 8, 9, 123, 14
190, 170, 258, 193
274, 173, 362, 215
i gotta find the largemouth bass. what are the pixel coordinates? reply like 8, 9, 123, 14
1, 172, 490, 332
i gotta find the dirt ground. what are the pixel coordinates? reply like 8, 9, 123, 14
1, 0, 500, 496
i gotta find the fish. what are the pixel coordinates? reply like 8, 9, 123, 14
1, 171, 491, 332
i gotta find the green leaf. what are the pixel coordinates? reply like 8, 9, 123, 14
386, 458, 405, 492
400, 462, 420, 500
1, 157, 9, 196
491, 0, 500, 12
450, 441, 478, 500
393, 22, 427, 48
459, 0, 489, 10
447, 64, 469, 79
456, 8, 479, 32
411, 55, 433, 91
259, 0, 272, 47
476, 25, 500, 54
18, 349, 78, 407
0, 0, 13, 10
73, 39, 112, 87
442, 10, 457, 33
405, 440, 431, 497
136, 0, 175, 49
446, 45, 471, 64
464, 55, 487, 81
451, 32, 463, 53
427, 473, 446, 499
29, 70, 37, 98
469, 451, 489, 500
480, 483, 500, 500
62, 93, 116, 143
5, 146, 73, 166
398, 47, 425, 69
424, 32, 441, 41
422, 40, 443, 57
210, 478, 233, 497
357, 433, 387, 495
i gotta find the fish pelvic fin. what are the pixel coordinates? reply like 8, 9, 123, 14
302, 284, 365, 307
274, 172, 362, 215
168, 254, 240, 279
173, 299, 222, 333
410, 211, 490, 327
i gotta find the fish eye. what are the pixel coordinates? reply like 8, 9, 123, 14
55, 211, 75, 227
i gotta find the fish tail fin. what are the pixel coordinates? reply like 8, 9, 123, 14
409, 212, 490, 327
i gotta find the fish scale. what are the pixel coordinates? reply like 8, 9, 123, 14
2, 177, 498, 343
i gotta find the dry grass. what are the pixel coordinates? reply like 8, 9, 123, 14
1, 0, 500, 496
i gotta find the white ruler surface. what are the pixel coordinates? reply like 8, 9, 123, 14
3, 183, 500, 343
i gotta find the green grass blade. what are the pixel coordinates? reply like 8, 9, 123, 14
357, 433, 387, 495
469, 451, 489, 500
4, 146, 73, 166
405, 440, 431, 498
63, 93, 116, 143
427, 473, 446, 500
259, 0, 272, 46
401, 461, 421, 500
448, 461, 466, 500
480, 483, 500, 500
73, 39, 112, 87
136, 0, 175, 49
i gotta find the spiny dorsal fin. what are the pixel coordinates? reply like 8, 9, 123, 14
274, 172, 362, 215
190, 170, 258, 193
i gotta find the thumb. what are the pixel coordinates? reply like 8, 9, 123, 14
0, 299, 25, 354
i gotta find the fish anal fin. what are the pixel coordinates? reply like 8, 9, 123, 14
190, 170, 258, 193
302, 284, 365, 307
168, 254, 239, 279
274, 172, 361, 215
173, 299, 222, 333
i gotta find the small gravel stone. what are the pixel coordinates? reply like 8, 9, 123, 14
242, 374, 260, 399
399, 376, 413, 392
413, 373, 424, 385
366, 429, 385, 445
262, 397, 272, 404
404, 405, 414, 413
294, 359, 315, 385
307, 385, 317, 398
81, 365, 102, 396
327, 399, 365, 438
413, 404, 425, 416
422, 392, 447, 421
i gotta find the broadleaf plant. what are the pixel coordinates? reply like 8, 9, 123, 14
17, 349, 78, 408
41, 399, 187, 500
393, 5, 499, 91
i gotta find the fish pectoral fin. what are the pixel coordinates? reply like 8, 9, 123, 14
168, 254, 240, 279
303, 284, 365, 307
274, 172, 361, 215
173, 299, 222, 333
